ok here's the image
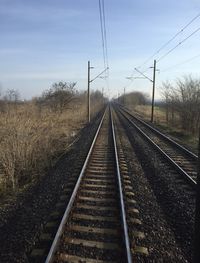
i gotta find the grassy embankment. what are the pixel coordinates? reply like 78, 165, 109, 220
128, 104, 198, 152
0, 99, 104, 198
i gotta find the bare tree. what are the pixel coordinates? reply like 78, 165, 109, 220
161, 81, 174, 125
161, 76, 200, 135
5, 89, 20, 102
41, 82, 76, 113
176, 76, 200, 134
3, 89, 20, 113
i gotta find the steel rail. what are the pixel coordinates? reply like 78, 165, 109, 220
110, 108, 133, 263
117, 108, 197, 188
118, 104, 198, 160
45, 109, 107, 263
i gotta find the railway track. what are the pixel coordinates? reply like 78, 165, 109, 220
40, 108, 135, 263
115, 104, 197, 188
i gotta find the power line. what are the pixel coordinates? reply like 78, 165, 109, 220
157, 26, 200, 62
98, 0, 109, 94
161, 53, 200, 72
137, 12, 200, 69
98, 0, 106, 69
98, 0, 109, 71
102, 0, 109, 70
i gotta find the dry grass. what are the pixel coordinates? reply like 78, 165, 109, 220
132, 105, 165, 123
0, 99, 103, 193
131, 105, 180, 127
128, 104, 198, 151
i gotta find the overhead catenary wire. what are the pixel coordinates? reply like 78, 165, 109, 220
136, 12, 200, 69
98, 0, 109, 71
157, 26, 200, 62
98, 0, 110, 94
99, 0, 106, 70
161, 53, 200, 72
102, 0, 109, 71
129, 21, 200, 85
121, 12, 200, 107
102, 0, 110, 95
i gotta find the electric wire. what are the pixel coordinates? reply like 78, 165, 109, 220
161, 53, 200, 72
99, 0, 106, 70
102, 0, 109, 90
102, 0, 109, 71
157, 26, 200, 62
98, 0, 109, 94
136, 12, 200, 69
123, 12, 200, 100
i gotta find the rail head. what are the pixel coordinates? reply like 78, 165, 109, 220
110, 107, 132, 263
45, 109, 107, 263
117, 104, 198, 161
118, 108, 196, 188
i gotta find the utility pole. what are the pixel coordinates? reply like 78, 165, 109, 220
194, 128, 200, 262
87, 61, 108, 123
151, 59, 156, 123
87, 61, 90, 123
134, 60, 158, 123
124, 87, 126, 105
102, 87, 104, 105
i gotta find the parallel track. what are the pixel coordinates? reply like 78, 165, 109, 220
115, 104, 197, 188
45, 108, 132, 263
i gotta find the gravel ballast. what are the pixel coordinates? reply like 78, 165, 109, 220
114, 110, 193, 262
0, 111, 104, 263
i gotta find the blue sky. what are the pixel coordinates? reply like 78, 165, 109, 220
0, 0, 200, 99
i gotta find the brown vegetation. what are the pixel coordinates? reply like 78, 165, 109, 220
118, 91, 147, 107
161, 76, 200, 136
121, 76, 199, 150
0, 83, 105, 194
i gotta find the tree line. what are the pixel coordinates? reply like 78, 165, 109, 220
117, 75, 200, 137
0, 81, 106, 113
117, 91, 148, 106
0, 82, 106, 192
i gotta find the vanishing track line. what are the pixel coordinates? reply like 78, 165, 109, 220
42, 108, 133, 263
115, 104, 197, 188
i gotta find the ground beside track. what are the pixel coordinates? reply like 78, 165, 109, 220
113, 109, 191, 262
0, 112, 103, 263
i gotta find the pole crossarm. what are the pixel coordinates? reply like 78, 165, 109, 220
90, 67, 109, 83
134, 68, 153, 83
126, 76, 146, 80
